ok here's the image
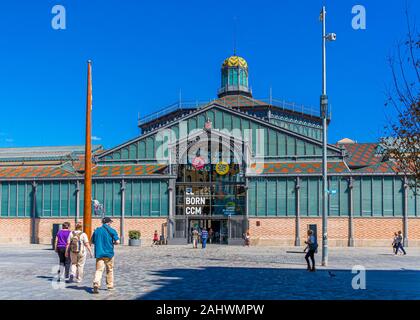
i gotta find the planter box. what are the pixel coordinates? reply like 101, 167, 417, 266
129, 239, 141, 246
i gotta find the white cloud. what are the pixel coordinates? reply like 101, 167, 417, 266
92, 136, 102, 141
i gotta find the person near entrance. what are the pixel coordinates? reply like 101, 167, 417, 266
208, 228, 214, 244
243, 230, 250, 246
201, 228, 209, 249
91, 217, 120, 294
152, 230, 159, 246
192, 228, 199, 248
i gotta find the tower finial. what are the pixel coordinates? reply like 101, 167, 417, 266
233, 16, 237, 55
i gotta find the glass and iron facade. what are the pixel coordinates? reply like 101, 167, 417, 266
0, 55, 419, 245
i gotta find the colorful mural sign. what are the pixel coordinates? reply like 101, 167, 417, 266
215, 161, 229, 175
192, 156, 206, 170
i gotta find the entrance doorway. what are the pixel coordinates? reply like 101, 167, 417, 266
188, 218, 229, 245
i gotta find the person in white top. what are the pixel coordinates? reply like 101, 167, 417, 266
65, 222, 93, 283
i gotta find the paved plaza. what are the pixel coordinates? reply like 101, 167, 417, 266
0, 244, 419, 300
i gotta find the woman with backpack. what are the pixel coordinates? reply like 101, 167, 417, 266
65, 222, 93, 283
304, 229, 318, 272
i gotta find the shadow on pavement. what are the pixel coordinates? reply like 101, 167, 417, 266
66, 285, 93, 294
137, 267, 420, 300
36, 276, 54, 282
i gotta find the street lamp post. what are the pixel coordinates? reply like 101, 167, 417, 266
320, 6, 336, 267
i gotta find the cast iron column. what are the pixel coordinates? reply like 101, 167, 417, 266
120, 179, 126, 245
295, 177, 301, 246
75, 181, 80, 224
403, 177, 409, 247
168, 179, 176, 240
348, 177, 354, 247
31, 181, 37, 244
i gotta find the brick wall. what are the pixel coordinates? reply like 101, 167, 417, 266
249, 218, 295, 246
0, 218, 32, 243
0, 217, 167, 245
248, 217, 420, 247
1, 216, 420, 246
248, 217, 350, 247
406, 218, 420, 246
35, 217, 167, 245
353, 218, 403, 247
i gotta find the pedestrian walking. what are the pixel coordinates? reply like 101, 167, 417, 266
208, 228, 214, 244
65, 222, 93, 283
54, 222, 72, 281
201, 228, 209, 249
392, 232, 398, 254
244, 230, 250, 247
152, 230, 159, 246
91, 217, 120, 294
395, 231, 407, 255
304, 229, 318, 272
192, 228, 199, 248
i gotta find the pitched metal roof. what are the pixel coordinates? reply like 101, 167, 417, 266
0, 165, 79, 179
0, 145, 103, 162
93, 164, 167, 177
247, 161, 351, 175
341, 143, 382, 167
351, 161, 398, 174
0, 163, 168, 179
99, 102, 343, 159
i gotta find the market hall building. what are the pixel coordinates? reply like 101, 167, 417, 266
0, 55, 419, 246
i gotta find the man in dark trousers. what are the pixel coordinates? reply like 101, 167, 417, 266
201, 228, 209, 249
304, 229, 318, 272
91, 217, 120, 294
395, 231, 407, 255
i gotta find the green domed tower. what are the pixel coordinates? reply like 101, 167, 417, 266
218, 55, 252, 98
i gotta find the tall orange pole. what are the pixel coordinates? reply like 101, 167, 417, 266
83, 60, 93, 239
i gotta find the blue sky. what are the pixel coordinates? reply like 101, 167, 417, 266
0, 0, 418, 149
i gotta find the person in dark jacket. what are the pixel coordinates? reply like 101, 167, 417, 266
304, 229, 317, 272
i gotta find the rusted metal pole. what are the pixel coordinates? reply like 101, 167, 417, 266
83, 60, 93, 239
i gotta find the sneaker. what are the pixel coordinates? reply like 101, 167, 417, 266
93, 286, 99, 294
107, 287, 115, 291
311, 268, 316, 272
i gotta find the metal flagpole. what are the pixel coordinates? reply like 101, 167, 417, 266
319, 6, 336, 266
320, 6, 328, 266
83, 60, 93, 239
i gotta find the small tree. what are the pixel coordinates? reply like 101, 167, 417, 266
382, 6, 420, 193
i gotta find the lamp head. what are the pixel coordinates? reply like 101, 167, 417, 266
326, 33, 337, 41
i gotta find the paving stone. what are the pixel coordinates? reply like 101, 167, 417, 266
0, 244, 419, 300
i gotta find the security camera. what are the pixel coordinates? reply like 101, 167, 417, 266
326, 33, 337, 41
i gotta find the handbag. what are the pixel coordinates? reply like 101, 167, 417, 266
103, 225, 116, 245
309, 242, 318, 251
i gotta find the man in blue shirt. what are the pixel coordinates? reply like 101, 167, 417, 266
91, 217, 120, 294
